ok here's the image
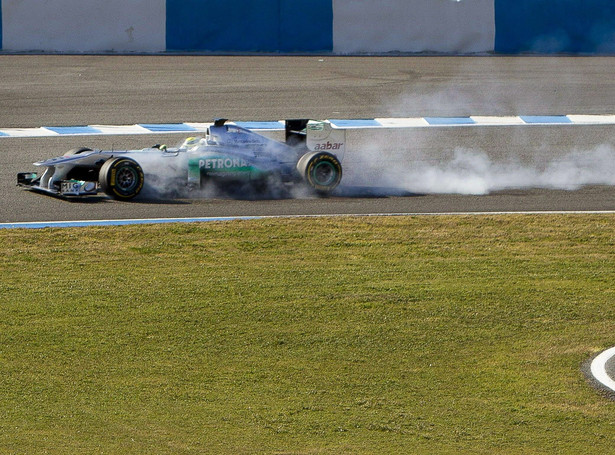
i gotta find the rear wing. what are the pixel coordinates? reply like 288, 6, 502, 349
285, 119, 346, 160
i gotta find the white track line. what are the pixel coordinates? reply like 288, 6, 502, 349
2, 210, 615, 230
591, 347, 615, 393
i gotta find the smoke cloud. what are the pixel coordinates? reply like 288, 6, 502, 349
345, 144, 615, 196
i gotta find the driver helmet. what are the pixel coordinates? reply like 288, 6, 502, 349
183, 136, 203, 148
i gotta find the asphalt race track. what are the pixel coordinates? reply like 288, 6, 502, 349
1, 55, 615, 223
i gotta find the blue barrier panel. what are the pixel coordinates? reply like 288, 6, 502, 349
167, 0, 332, 52
280, 0, 332, 52
495, 0, 615, 53
0, 1, 2, 50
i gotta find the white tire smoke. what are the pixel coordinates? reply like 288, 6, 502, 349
346, 144, 615, 195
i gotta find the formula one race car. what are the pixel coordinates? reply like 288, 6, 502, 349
17, 119, 344, 200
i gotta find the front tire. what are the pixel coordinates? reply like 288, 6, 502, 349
98, 157, 144, 200
296, 151, 342, 195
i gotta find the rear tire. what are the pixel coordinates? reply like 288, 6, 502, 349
98, 157, 144, 200
296, 151, 342, 195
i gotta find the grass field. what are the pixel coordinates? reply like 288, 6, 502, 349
1, 214, 614, 454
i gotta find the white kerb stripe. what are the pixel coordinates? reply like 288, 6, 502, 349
89, 125, 154, 135
0, 127, 60, 137
567, 115, 615, 124
184, 122, 214, 131
470, 116, 526, 125
375, 117, 429, 127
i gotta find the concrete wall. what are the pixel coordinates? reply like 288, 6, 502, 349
1, 0, 166, 52
332, 0, 495, 54
1, 0, 614, 54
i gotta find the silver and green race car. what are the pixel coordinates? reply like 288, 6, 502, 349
17, 119, 345, 200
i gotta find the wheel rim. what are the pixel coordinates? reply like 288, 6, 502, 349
116, 166, 138, 192
312, 161, 337, 186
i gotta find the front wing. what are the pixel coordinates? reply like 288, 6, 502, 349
17, 172, 99, 198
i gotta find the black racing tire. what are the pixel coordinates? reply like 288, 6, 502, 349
296, 151, 342, 195
64, 147, 93, 156
98, 157, 144, 200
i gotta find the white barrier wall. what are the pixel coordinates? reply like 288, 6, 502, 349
1, 0, 165, 52
333, 0, 495, 53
